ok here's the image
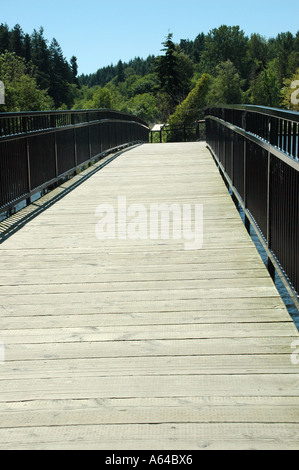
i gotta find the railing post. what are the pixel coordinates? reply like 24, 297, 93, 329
267, 118, 272, 249
196, 122, 200, 141
243, 139, 251, 234
74, 128, 78, 169
265, 119, 275, 279
0, 109, 149, 219
266, 150, 275, 280
88, 117, 92, 161
50, 115, 56, 129
205, 106, 299, 302
22, 116, 27, 134
231, 135, 234, 185
26, 138, 31, 206
54, 132, 58, 181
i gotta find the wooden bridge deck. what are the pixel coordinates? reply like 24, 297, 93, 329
0, 142, 299, 450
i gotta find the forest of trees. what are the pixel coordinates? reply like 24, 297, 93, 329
0, 24, 78, 110
0, 23, 299, 124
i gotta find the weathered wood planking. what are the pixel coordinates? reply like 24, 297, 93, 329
0, 142, 299, 450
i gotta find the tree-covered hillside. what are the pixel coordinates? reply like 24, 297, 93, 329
0, 24, 78, 110
0, 23, 299, 121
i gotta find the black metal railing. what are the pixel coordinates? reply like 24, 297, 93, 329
0, 109, 149, 214
205, 105, 299, 306
150, 121, 205, 143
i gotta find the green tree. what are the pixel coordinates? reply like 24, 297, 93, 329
72, 85, 112, 110
72, 85, 93, 109
206, 60, 244, 105
0, 51, 54, 111
247, 64, 282, 107
179, 33, 205, 63
0, 23, 10, 54
48, 38, 73, 108
30, 27, 51, 90
92, 87, 112, 108
23, 33, 31, 62
122, 92, 159, 123
70, 55, 79, 84
268, 32, 299, 85
118, 73, 140, 99
248, 33, 268, 68
276, 32, 294, 69
193, 33, 206, 63
174, 50, 194, 102
168, 73, 211, 126
282, 68, 299, 111
156, 34, 179, 104
10, 24, 24, 57
156, 33, 194, 115
200, 25, 249, 78
128, 73, 159, 98
247, 33, 269, 84
116, 60, 125, 83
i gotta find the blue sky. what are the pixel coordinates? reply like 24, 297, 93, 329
1, 0, 299, 75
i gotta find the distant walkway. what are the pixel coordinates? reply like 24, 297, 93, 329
0, 143, 299, 450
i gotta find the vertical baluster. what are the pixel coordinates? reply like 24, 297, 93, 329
283, 119, 287, 153
288, 121, 292, 155
296, 123, 299, 160
278, 119, 283, 149
26, 138, 31, 206
292, 122, 297, 159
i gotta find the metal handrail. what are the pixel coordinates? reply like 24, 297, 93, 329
205, 106, 299, 308
206, 104, 299, 123
206, 105, 299, 162
0, 109, 149, 215
150, 120, 205, 143
205, 115, 299, 171
0, 109, 148, 139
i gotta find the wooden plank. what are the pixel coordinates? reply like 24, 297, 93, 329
3, 337, 299, 362
1, 423, 299, 450
0, 397, 299, 428
1, 322, 298, 345
1, 297, 287, 317
0, 142, 298, 450
0, 268, 272, 286
0, 309, 291, 330
0, 288, 284, 306
0, 277, 278, 295
0, 374, 298, 402
2, 355, 298, 379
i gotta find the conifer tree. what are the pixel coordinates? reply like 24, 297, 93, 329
30, 28, 51, 90
70, 55, 79, 84
0, 23, 10, 54
23, 34, 31, 62
116, 60, 125, 83
10, 24, 24, 58
168, 73, 211, 126
156, 33, 178, 103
